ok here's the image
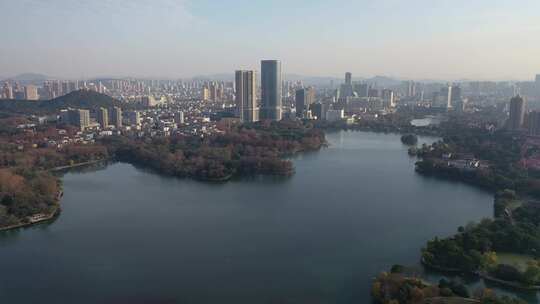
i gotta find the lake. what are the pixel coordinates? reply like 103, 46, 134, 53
0, 131, 512, 304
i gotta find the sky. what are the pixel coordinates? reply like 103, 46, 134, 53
1, 0, 540, 81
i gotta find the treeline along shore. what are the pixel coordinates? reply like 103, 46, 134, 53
365, 111, 540, 303
102, 120, 326, 182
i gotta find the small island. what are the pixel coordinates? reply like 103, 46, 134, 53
401, 134, 419, 146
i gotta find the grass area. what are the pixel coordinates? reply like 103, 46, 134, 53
506, 200, 523, 211
497, 253, 536, 272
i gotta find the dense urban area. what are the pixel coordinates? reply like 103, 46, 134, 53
2, 65, 540, 304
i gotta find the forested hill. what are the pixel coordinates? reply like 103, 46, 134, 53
0, 90, 124, 115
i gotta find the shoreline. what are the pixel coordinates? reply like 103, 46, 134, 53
479, 272, 540, 291
422, 258, 540, 291
0, 191, 63, 232
50, 159, 109, 172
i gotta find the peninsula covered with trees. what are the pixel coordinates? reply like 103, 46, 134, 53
372, 266, 526, 304
0, 115, 325, 229
103, 120, 325, 181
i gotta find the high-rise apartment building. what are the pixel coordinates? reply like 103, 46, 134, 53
77, 109, 90, 131
98, 107, 109, 128
295, 87, 315, 118
536, 74, 540, 97
354, 83, 369, 98
402, 81, 417, 98
235, 70, 258, 123
528, 111, 540, 136
128, 111, 141, 126
382, 89, 396, 108
174, 111, 185, 125
508, 95, 526, 130
201, 87, 210, 101
2, 83, 13, 99
431, 86, 453, 109
260, 60, 282, 121
310, 102, 327, 120
63, 109, 90, 131
111, 107, 123, 128
24, 85, 39, 100
52, 81, 62, 98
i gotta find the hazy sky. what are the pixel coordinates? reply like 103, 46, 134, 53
1, 0, 540, 80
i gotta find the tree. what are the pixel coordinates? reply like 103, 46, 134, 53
521, 262, 540, 286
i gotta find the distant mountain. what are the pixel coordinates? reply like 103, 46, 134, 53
191, 73, 406, 87
284, 74, 344, 85
365, 76, 402, 87
0, 90, 124, 115
192, 74, 233, 81
3, 73, 52, 85
47, 90, 123, 110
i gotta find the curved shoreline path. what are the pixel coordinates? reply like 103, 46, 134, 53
0, 131, 503, 304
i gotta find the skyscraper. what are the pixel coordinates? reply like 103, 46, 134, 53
235, 70, 258, 123
77, 109, 90, 131
441, 86, 453, 109
111, 107, 123, 128
528, 111, 540, 136
174, 111, 185, 125
340, 72, 354, 99
2, 83, 13, 99
201, 86, 210, 101
508, 95, 526, 130
310, 102, 327, 120
403, 81, 416, 97
295, 87, 315, 118
128, 111, 141, 126
536, 74, 540, 97
65, 109, 90, 131
451, 86, 462, 103
260, 60, 282, 121
382, 89, 395, 108
354, 83, 369, 98
98, 107, 109, 128
24, 85, 39, 100
345, 72, 352, 85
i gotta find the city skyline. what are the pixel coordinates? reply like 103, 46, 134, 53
2, 0, 540, 81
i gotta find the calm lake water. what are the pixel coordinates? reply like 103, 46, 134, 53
0, 131, 515, 304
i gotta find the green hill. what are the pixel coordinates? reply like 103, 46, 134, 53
0, 90, 125, 115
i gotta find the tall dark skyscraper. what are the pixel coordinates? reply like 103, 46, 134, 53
508, 95, 526, 130
340, 72, 354, 99
536, 74, 540, 97
295, 87, 315, 118
260, 60, 282, 121
451, 85, 462, 109
345, 72, 352, 85
528, 111, 540, 136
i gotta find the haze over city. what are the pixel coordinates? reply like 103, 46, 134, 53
4, 1, 540, 304
2, 0, 540, 80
